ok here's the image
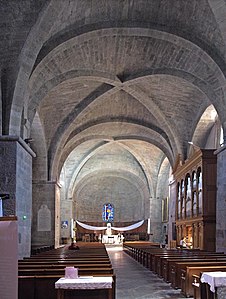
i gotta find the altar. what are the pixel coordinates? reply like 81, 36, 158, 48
101, 222, 123, 245
75, 219, 144, 246
102, 234, 121, 244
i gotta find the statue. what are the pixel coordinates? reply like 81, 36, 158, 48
106, 222, 112, 236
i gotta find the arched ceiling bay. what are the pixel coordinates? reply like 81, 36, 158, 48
28, 23, 226, 181
60, 140, 167, 222
1, 1, 225, 203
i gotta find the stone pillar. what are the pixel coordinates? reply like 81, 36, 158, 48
32, 181, 61, 248
149, 197, 162, 242
60, 197, 73, 244
0, 136, 35, 258
215, 145, 226, 253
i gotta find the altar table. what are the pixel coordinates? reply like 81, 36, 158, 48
55, 276, 113, 299
102, 234, 119, 244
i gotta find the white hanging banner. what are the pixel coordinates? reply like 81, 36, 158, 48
76, 220, 106, 231
76, 220, 144, 231
112, 220, 144, 231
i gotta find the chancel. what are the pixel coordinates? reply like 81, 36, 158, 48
76, 219, 144, 245
2, 1, 226, 299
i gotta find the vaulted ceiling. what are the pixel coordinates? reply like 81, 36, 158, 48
1, 0, 225, 221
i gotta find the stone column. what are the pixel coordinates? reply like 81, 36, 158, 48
215, 145, 226, 253
0, 136, 35, 258
149, 196, 162, 242
32, 181, 61, 248
60, 197, 73, 244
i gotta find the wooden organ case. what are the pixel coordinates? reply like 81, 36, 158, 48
174, 149, 217, 251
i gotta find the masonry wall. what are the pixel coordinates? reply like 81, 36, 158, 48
32, 181, 60, 247
0, 137, 34, 258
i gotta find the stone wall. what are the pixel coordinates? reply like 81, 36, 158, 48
0, 136, 35, 258
32, 181, 60, 247
16, 142, 33, 258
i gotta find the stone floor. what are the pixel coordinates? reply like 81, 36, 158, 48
106, 246, 193, 299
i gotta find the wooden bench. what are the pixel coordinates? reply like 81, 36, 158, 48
19, 265, 114, 275
162, 254, 226, 283
31, 245, 54, 255
181, 266, 226, 297
192, 274, 200, 299
19, 274, 116, 299
19, 260, 111, 267
18, 243, 115, 299
192, 271, 226, 299
170, 259, 226, 290
123, 242, 160, 262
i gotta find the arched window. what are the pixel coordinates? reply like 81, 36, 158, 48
102, 203, 114, 222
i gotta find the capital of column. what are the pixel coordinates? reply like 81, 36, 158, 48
0, 135, 36, 157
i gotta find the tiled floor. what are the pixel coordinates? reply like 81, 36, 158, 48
107, 246, 193, 299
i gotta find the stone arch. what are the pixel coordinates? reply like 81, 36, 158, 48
8, 2, 226, 139
26, 28, 226, 180
65, 140, 156, 200
30, 112, 48, 181
188, 105, 222, 157
73, 170, 150, 222
8, 1, 66, 135
52, 121, 174, 183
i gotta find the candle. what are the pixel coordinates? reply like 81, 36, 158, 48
70, 219, 74, 238
147, 218, 151, 234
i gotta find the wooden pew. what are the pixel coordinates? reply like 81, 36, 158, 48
192, 274, 200, 299
124, 242, 226, 290
192, 271, 226, 299
18, 243, 115, 299
154, 252, 198, 276
170, 259, 226, 290
162, 254, 226, 283
31, 245, 54, 255
18, 266, 114, 276
19, 260, 112, 267
123, 241, 226, 299
123, 242, 160, 262
19, 274, 116, 299
181, 266, 226, 298
22, 256, 110, 260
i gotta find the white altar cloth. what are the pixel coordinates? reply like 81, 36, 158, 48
102, 234, 120, 244
201, 272, 226, 293
55, 276, 113, 290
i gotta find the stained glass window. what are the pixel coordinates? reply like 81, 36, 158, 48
102, 203, 114, 222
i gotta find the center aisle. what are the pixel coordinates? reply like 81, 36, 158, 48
106, 246, 193, 299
